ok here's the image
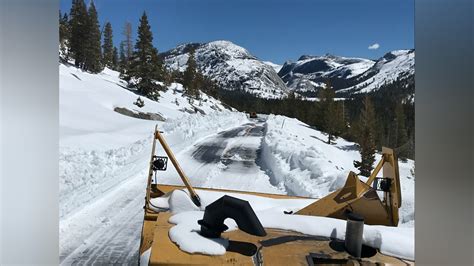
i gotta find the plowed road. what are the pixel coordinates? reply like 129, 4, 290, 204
60, 118, 275, 265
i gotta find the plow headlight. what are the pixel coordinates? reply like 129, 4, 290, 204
373, 178, 392, 192
152, 156, 168, 171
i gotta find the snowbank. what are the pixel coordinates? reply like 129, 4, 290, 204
151, 189, 414, 260
59, 138, 150, 218
59, 63, 247, 218
261, 115, 415, 227
60, 110, 246, 219
161, 110, 248, 152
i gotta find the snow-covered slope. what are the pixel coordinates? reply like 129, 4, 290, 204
162, 40, 289, 99
279, 54, 375, 94
59, 63, 248, 219
263, 60, 283, 73
279, 50, 414, 97
60, 64, 234, 149
339, 49, 415, 94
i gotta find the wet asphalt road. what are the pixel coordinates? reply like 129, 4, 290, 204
191, 118, 266, 173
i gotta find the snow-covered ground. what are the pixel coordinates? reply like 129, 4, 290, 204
148, 188, 414, 262
60, 62, 414, 264
261, 115, 415, 227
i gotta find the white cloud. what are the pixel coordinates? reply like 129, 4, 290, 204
368, 43, 380, 50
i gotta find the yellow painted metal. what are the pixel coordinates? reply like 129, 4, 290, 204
145, 125, 162, 209
381, 147, 401, 225
140, 184, 412, 265
365, 156, 385, 187
296, 147, 401, 226
154, 129, 200, 203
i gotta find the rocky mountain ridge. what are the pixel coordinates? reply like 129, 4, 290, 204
161, 40, 414, 99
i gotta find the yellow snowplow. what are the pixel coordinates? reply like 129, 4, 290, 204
139, 127, 411, 265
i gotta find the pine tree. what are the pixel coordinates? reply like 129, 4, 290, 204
171, 62, 182, 84
318, 82, 338, 144
112, 46, 119, 70
123, 22, 133, 61
394, 103, 408, 147
69, 0, 88, 68
334, 101, 347, 137
183, 47, 198, 98
194, 72, 204, 100
59, 11, 70, 60
59, 10, 64, 38
394, 102, 409, 158
339, 100, 350, 136
118, 23, 133, 76
83, 0, 103, 73
102, 22, 114, 68
353, 96, 377, 176
59, 11, 70, 41
119, 42, 126, 70
125, 12, 163, 99
162, 67, 173, 86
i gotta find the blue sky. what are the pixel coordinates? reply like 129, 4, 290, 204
60, 0, 414, 64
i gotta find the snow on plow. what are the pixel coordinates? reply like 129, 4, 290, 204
138, 126, 414, 265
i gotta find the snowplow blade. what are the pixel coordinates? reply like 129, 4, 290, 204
140, 185, 412, 265
296, 147, 401, 226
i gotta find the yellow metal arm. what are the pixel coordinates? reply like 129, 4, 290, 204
154, 129, 201, 207
366, 155, 386, 186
